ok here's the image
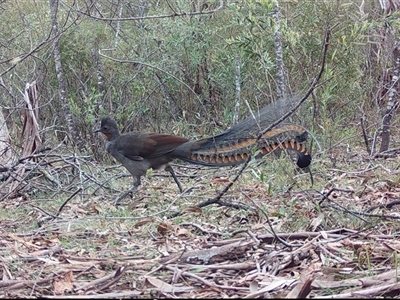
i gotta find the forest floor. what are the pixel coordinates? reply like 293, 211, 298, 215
1, 143, 400, 298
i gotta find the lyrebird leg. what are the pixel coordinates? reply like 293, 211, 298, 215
165, 165, 183, 193
114, 176, 141, 205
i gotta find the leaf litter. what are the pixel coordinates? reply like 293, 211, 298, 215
1, 148, 400, 298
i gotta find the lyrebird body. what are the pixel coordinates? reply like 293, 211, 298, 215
95, 99, 311, 202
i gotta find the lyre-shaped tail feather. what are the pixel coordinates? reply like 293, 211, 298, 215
173, 123, 311, 167
172, 98, 312, 168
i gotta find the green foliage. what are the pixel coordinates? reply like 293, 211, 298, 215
0, 0, 396, 158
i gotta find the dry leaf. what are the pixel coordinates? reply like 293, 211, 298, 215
246, 279, 297, 298
211, 177, 231, 183
134, 217, 155, 228
182, 206, 203, 214
90, 204, 100, 214
175, 227, 190, 237
144, 276, 193, 293
53, 271, 74, 295
158, 222, 173, 235
249, 280, 258, 293
310, 213, 324, 231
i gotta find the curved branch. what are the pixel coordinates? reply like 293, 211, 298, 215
98, 51, 203, 103
167, 27, 332, 218
72, 0, 224, 22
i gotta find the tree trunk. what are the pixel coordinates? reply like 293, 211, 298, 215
377, 0, 400, 153
379, 40, 400, 152
273, 4, 286, 100
233, 55, 241, 124
49, 0, 85, 152
0, 82, 43, 199
0, 109, 13, 169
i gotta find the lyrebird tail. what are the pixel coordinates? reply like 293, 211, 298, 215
172, 99, 311, 168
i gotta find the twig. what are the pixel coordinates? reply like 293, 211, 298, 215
73, 0, 224, 22
241, 189, 304, 248
231, 229, 260, 246
164, 265, 249, 291
318, 188, 400, 220
93, 265, 128, 293
317, 281, 400, 299
360, 116, 371, 154
35, 187, 83, 227
366, 199, 400, 212
55, 187, 82, 218
167, 158, 252, 219
180, 222, 224, 236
